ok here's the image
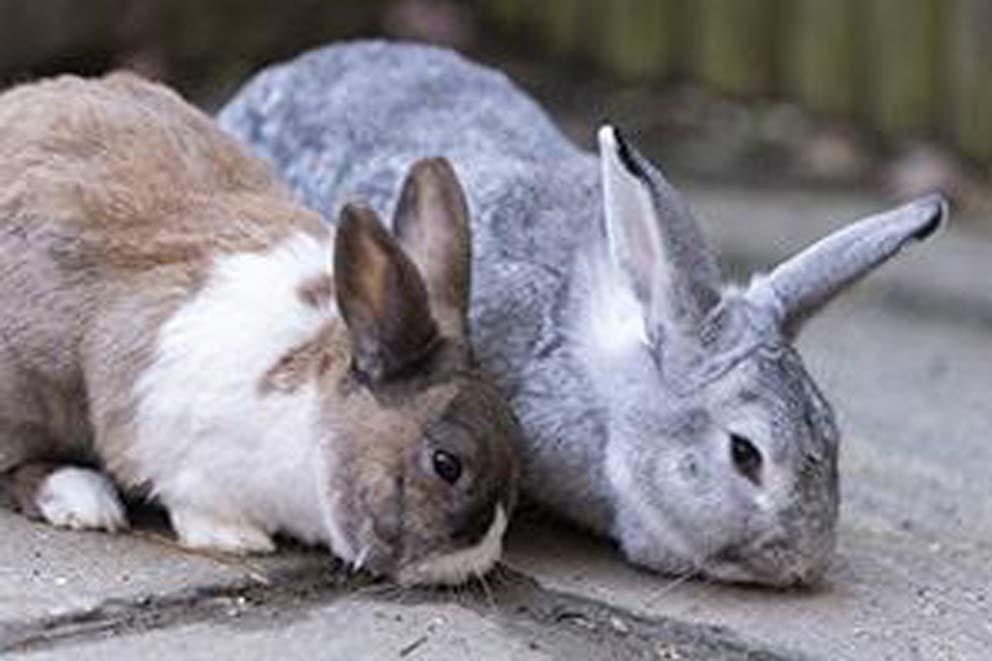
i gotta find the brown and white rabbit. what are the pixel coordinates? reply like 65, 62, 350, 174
0, 72, 521, 586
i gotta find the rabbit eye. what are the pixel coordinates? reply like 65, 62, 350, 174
730, 433, 762, 485
432, 449, 462, 484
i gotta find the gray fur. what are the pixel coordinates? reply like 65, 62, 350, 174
219, 41, 946, 585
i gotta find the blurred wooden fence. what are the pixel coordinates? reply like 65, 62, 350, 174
481, 0, 992, 165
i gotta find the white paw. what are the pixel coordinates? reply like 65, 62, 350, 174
169, 508, 275, 554
36, 467, 128, 532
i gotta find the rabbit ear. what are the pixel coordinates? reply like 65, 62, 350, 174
334, 204, 440, 382
392, 157, 472, 341
598, 125, 721, 341
748, 193, 947, 337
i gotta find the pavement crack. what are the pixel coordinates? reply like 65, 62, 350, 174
0, 561, 364, 655
1, 560, 807, 660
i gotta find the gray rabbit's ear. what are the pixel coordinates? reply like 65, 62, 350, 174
748, 193, 947, 337
598, 125, 721, 340
392, 157, 472, 341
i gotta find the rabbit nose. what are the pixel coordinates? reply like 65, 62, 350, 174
708, 528, 827, 587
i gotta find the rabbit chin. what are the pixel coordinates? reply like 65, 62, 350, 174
699, 546, 833, 588
395, 505, 508, 586
624, 539, 830, 589
616, 513, 833, 588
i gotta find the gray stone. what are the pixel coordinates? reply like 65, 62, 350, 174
13, 600, 552, 661
0, 510, 332, 626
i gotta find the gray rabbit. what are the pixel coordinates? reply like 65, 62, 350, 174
219, 41, 946, 586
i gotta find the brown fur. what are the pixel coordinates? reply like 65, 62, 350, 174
297, 273, 335, 309
258, 324, 341, 395
312, 173, 521, 578
0, 72, 323, 272
318, 361, 520, 576
393, 157, 472, 338
334, 204, 439, 382
0, 72, 323, 484
7, 462, 59, 519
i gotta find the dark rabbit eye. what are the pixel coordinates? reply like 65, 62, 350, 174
432, 449, 462, 484
730, 433, 762, 485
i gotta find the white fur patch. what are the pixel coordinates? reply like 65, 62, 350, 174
397, 506, 507, 586
132, 232, 335, 551
572, 125, 655, 374
36, 467, 128, 532
169, 507, 275, 554
582, 255, 649, 357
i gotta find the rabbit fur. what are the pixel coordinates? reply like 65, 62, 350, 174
219, 41, 947, 586
0, 71, 522, 586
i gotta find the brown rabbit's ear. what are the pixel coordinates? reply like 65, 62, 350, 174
392, 157, 471, 340
334, 204, 440, 383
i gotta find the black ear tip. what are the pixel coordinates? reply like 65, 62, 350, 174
608, 126, 646, 179
912, 192, 949, 241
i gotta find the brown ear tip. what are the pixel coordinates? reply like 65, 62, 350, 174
336, 203, 393, 259
339, 202, 378, 225
338, 203, 389, 241
410, 156, 456, 180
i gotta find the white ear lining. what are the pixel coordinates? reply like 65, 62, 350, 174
599, 125, 671, 326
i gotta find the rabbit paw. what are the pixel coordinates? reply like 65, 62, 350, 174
36, 467, 129, 532
169, 508, 275, 554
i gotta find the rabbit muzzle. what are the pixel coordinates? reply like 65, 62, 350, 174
704, 523, 836, 588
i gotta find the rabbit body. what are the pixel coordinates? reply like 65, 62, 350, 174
220, 42, 946, 585
0, 72, 520, 585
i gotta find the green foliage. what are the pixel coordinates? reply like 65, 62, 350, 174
783, 0, 856, 117
861, 0, 941, 138
947, 0, 992, 162
596, 0, 675, 81
694, 0, 778, 97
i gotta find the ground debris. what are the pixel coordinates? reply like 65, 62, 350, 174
398, 634, 428, 657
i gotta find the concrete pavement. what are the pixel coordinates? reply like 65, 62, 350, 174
1, 187, 989, 660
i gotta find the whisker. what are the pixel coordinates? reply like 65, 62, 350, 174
353, 579, 401, 601
475, 571, 497, 612
645, 569, 696, 607
353, 545, 370, 572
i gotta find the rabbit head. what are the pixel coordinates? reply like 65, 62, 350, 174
320, 158, 521, 585
588, 126, 946, 586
